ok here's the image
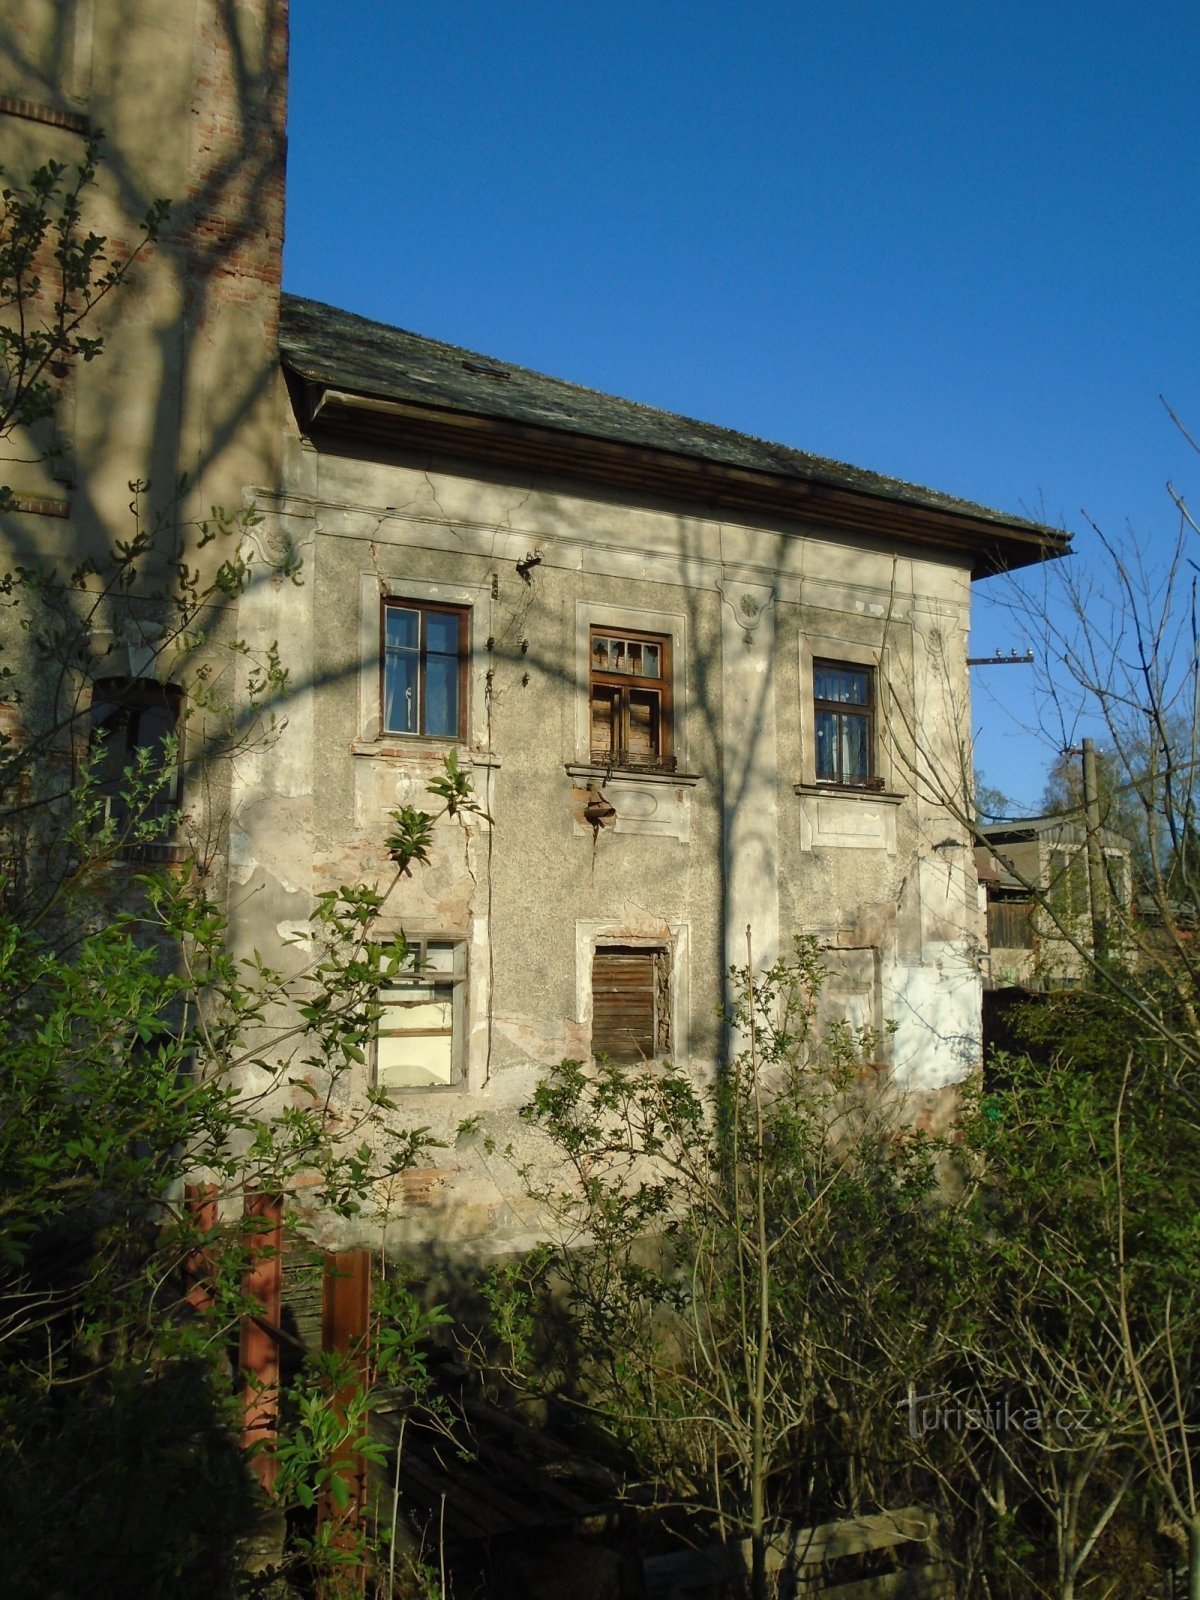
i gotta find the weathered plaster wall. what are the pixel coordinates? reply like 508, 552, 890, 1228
237, 435, 983, 1252
1, 0, 288, 550
1, 0, 291, 901
3, 0, 987, 1258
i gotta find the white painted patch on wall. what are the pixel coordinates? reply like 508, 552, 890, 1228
885, 944, 982, 1089
228, 823, 256, 885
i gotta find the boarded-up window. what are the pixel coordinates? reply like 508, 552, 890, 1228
376, 939, 466, 1090
822, 948, 879, 1037
592, 946, 671, 1063
987, 896, 1035, 950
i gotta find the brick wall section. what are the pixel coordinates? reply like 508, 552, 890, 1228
177, 0, 289, 348
0, 96, 89, 134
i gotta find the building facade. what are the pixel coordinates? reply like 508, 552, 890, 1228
2, 0, 1068, 1253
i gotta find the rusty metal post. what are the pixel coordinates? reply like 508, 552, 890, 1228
318, 1250, 373, 1560
240, 1193, 284, 1492
182, 1182, 219, 1314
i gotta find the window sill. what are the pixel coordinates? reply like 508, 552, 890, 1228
375, 1079, 468, 1097
793, 782, 904, 804
108, 839, 190, 866
566, 762, 701, 788
351, 738, 500, 768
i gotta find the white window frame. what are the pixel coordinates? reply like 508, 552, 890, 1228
380, 598, 470, 740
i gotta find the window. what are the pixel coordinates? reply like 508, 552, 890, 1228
813, 661, 874, 786
1048, 850, 1088, 920
375, 938, 466, 1090
589, 628, 673, 771
90, 677, 183, 832
382, 601, 468, 739
591, 945, 671, 1063
987, 895, 1035, 950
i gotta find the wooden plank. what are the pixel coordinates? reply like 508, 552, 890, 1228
820, 1561, 953, 1600
593, 949, 656, 1061
395, 1444, 547, 1536
317, 1250, 372, 1577
765, 1507, 937, 1568
643, 1508, 939, 1594
240, 1193, 284, 1492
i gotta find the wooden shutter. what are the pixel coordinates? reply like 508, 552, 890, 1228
592, 948, 658, 1063
988, 897, 1035, 950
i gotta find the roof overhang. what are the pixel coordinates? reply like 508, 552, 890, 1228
287, 374, 1070, 579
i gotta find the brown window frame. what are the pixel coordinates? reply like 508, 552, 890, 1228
89, 677, 185, 857
90, 678, 184, 812
381, 599, 469, 740
589, 626, 674, 772
813, 659, 875, 787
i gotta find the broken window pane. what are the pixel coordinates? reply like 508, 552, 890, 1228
377, 1031, 453, 1088
627, 689, 660, 758
588, 627, 672, 769
591, 686, 616, 758
375, 940, 465, 1090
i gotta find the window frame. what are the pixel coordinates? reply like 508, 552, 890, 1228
374, 936, 468, 1092
812, 659, 876, 788
588, 625, 675, 772
379, 599, 469, 741
89, 677, 185, 851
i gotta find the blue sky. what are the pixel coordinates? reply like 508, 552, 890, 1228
284, 1, 1200, 811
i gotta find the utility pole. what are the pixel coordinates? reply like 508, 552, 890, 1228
1081, 738, 1108, 961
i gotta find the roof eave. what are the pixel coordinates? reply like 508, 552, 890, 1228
292, 377, 1069, 578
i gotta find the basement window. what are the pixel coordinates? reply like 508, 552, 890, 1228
375, 938, 467, 1091
591, 945, 672, 1064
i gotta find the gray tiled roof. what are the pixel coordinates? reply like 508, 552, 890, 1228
280, 293, 1062, 539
